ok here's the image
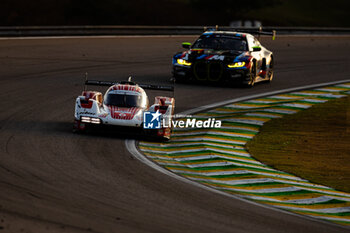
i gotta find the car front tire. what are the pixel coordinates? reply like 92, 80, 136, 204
243, 62, 256, 87
267, 57, 274, 82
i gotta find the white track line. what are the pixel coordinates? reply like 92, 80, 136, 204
125, 139, 347, 229
126, 79, 350, 229
179, 79, 350, 116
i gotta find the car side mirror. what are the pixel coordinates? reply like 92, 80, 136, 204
252, 46, 261, 52
182, 42, 191, 49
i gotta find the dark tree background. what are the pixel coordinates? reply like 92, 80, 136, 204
0, 0, 349, 27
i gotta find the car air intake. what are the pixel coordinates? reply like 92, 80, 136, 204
193, 61, 223, 81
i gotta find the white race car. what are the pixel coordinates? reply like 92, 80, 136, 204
73, 79, 175, 140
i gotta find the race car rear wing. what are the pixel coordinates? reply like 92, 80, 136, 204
205, 25, 276, 40
84, 79, 174, 92
238, 27, 276, 40
139, 83, 174, 92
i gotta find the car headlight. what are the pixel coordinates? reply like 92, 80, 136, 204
228, 62, 245, 68
81, 116, 101, 124
177, 59, 192, 66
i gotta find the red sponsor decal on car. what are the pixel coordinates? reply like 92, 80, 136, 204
108, 106, 140, 120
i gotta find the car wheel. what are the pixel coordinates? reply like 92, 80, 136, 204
160, 136, 170, 142
245, 62, 256, 87
267, 57, 274, 82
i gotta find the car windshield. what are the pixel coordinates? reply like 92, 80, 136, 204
105, 93, 142, 107
192, 35, 248, 51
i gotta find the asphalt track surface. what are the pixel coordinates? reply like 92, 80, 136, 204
0, 35, 350, 233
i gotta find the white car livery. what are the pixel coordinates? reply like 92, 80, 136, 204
74, 79, 175, 140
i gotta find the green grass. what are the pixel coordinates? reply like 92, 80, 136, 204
247, 96, 350, 193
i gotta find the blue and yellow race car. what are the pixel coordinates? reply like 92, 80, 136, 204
172, 29, 275, 87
